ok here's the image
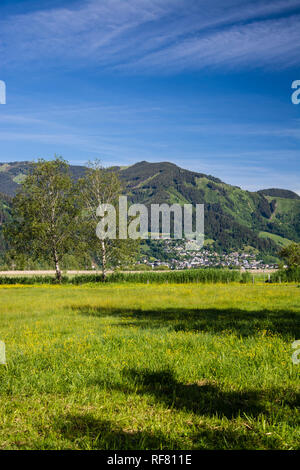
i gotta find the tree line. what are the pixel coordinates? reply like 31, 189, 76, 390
3, 157, 138, 281
2, 157, 300, 281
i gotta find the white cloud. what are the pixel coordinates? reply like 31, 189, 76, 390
1, 0, 300, 71
124, 15, 300, 72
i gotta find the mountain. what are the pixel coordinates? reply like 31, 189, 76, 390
0, 160, 299, 257
0, 161, 87, 197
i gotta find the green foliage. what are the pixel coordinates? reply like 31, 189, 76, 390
258, 188, 300, 200
0, 269, 251, 285
109, 269, 251, 284
279, 242, 300, 268
153, 265, 170, 271
126, 264, 152, 271
260, 254, 280, 265
259, 231, 291, 248
0, 192, 12, 256
3, 158, 81, 281
270, 267, 300, 283
0, 160, 86, 196
0, 160, 299, 261
77, 160, 139, 278
141, 239, 177, 262
0, 275, 56, 285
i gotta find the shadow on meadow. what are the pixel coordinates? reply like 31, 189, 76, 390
92, 368, 299, 421
55, 411, 283, 450
73, 305, 300, 338
56, 414, 174, 450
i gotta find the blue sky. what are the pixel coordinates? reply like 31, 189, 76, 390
0, 0, 300, 193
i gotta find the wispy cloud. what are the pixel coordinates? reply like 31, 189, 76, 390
125, 15, 300, 72
1, 0, 300, 72
0, 114, 44, 125
183, 121, 300, 139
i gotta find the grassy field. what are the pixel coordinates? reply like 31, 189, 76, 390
0, 283, 299, 450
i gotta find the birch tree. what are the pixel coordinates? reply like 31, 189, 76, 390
4, 158, 79, 281
78, 161, 138, 279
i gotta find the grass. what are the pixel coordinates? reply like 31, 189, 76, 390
0, 283, 299, 450
0, 269, 251, 285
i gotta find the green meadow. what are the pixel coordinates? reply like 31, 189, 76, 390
0, 283, 299, 450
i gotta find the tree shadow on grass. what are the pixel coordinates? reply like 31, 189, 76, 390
56, 412, 283, 450
89, 368, 299, 421
56, 414, 175, 450
119, 369, 278, 419
73, 305, 300, 338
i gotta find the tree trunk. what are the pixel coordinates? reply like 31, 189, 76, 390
53, 247, 62, 283
101, 240, 107, 281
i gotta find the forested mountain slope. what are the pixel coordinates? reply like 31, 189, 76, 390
0, 160, 299, 256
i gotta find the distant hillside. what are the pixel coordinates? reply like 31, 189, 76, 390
0, 160, 299, 257
0, 161, 87, 196
258, 188, 300, 200
118, 161, 299, 253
